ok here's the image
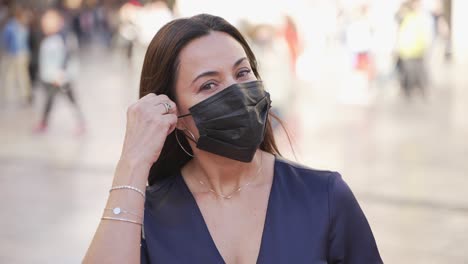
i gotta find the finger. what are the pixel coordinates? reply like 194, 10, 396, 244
160, 114, 178, 135
154, 101, 177, 115
140, 94, 173, 107
140, 93, 157, 101
164, 100, 177, 114
141, 93, 169, 104
156, 94, 170, 101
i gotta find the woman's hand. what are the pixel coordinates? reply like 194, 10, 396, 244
120, 93, 177, 171
84, 94, 175, 263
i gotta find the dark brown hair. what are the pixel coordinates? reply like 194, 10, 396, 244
139, 14, 281, 186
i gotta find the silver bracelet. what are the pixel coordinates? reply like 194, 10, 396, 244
110, 185, 145, 198
101, 216, 142, 226
104, 207, 143, 219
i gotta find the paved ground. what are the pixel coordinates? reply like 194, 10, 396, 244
1, 43, 467, 263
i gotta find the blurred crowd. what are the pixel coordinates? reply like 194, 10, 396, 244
0, 2, 464, 263
0, 0, 453, 129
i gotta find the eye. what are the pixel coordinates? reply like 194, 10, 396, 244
200, 81, 217, 91
236, 68, 252, 79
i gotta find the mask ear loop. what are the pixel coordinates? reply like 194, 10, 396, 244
175, 129, 195, 157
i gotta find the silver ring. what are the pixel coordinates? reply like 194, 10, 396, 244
159, 102, 171, 114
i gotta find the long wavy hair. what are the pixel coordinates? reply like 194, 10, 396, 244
139, 14, 281, 186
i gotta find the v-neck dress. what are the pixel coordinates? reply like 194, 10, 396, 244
140, 157, 383, 263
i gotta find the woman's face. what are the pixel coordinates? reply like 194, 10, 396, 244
175, 31, 257, 138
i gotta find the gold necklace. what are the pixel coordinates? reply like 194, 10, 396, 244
198, 152, 263, 199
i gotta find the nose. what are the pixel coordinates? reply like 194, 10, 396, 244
223, 78, 237, 90
223, 76, 251, 91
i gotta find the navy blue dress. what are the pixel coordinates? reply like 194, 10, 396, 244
141, 157, 383, 263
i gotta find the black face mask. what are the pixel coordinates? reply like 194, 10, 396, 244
178, 80, 271, 162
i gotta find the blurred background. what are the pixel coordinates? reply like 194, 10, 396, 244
0, 0, 467, 263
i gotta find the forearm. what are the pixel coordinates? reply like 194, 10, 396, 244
83, 159, 150, 263
83, 91, 177, 262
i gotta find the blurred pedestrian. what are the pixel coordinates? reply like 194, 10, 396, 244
117, 0, 141, 61
0, 4, 32, 105
78, 6, 95, 46
34, 9, 85, 135
0, 2, 7, 27
429, 0, 451, 62
282, 15, 301, 76
27, 10, 43, 95
345, 5, 374, 81
0, 2, 6, 65
396, 0, 432, 100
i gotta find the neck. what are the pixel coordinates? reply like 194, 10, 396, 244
186, 150, 263, 197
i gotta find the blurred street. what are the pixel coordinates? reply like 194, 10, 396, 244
1, 0, 468, 263
0, 40, 467, 263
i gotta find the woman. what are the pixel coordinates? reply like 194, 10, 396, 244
84, 14, 382, 263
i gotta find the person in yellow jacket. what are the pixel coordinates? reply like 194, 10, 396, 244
396, 0, 432, 99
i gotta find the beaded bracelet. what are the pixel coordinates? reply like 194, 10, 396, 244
109, 185, 145, 198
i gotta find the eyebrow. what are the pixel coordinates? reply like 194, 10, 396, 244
190, 57, 248, 85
